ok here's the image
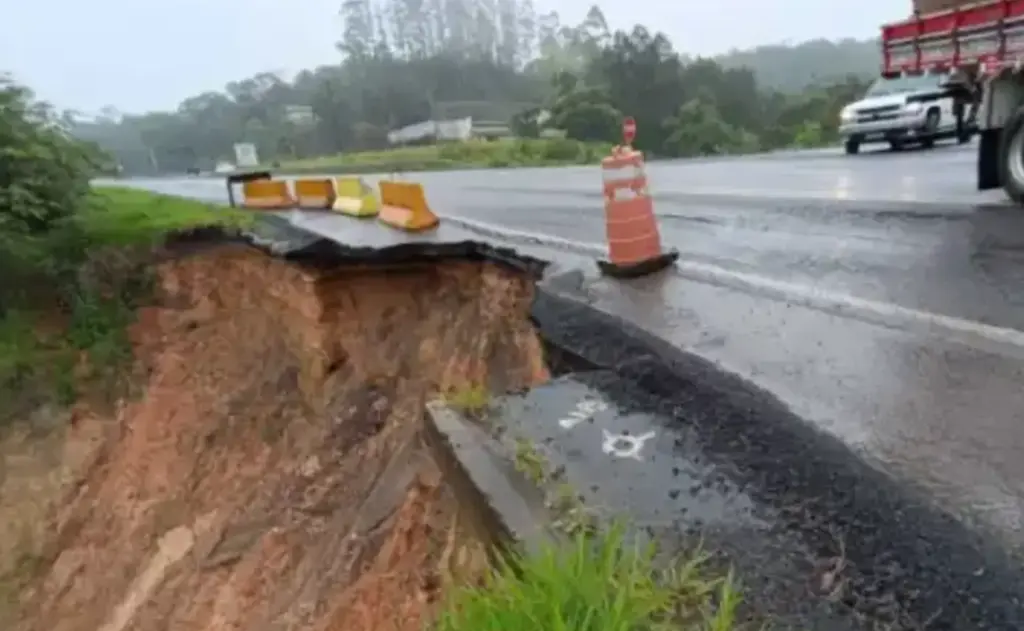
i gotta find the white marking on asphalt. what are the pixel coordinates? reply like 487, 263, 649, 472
834, 174, 851, 200
900, 175, 917, 202
437, 216, 1024, 352
601, 429, 656, 460
657, 185, 975, 204
675, 260, 1024, 350
558, 398, 609, 430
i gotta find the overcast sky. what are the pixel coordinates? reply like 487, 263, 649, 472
4, 0, 899, 114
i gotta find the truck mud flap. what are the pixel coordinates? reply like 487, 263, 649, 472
978, 129, 1001, 190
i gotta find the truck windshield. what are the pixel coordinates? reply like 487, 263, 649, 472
865, 74, 944, 97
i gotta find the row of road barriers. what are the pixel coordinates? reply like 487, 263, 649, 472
224, 144, 679, 276
225, 171, 439, 232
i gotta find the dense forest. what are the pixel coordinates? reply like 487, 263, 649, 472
69, 2, 881, 174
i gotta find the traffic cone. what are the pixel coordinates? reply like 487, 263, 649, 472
596, 146, 678, 278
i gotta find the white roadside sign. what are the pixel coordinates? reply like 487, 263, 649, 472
233, 143, 259, 168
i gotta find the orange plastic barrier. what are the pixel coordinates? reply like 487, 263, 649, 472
241, 179, 296, 210
293, 178, 335, 210
597, 146, 678, 278
377, 181, 439, 231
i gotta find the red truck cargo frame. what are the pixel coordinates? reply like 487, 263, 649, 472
882, 0, 1024, 75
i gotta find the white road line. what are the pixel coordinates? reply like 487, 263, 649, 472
438, 215, 1024, 352
675, 259, 1024, 350
661, 185, 973, 204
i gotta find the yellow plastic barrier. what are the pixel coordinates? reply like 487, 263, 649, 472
332, 177, 379, 217
241, 179, 296, 210
293, 178, 335, 210
377, 181, 439, 231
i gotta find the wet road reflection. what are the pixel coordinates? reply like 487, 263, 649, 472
584, 270, 1024, 552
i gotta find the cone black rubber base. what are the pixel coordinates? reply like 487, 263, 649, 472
596, 248, 679, 279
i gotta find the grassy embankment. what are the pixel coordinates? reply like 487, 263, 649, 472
268, 137, 614, 174
0, 187, 743, 630
0, 186, 253, 422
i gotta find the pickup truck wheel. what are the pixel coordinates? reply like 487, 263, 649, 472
919, 109, 940, 149
844, 138, 860, 155
998, 105, 1024, 204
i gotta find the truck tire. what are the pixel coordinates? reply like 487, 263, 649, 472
978, 128, 1000, 190
919, 109, 940, 149
844, 138, 860, 155
998, 105, 1024, 204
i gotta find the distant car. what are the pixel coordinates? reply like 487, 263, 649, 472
838, 72, 974, 154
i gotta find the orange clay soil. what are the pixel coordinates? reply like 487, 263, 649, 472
1, 243, 550, 631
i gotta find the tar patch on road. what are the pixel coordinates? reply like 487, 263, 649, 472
494, 371, 760, 530
490, 370, 867, 630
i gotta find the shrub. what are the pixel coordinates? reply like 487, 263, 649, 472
0, 76, 103, 311
0, 77, 99, 235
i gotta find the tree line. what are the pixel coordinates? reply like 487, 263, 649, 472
69, 2, 877, 173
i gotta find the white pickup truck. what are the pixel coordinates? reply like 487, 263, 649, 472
881, 0, 1024, 203
838, 73, 974, 154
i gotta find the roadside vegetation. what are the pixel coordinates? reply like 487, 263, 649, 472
436, 525, 742, 631
270, 137, 614, 174
71, 4, 873, 175
0, 76, 250, 426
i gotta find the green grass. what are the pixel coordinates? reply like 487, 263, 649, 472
444, 384, 492, 418
269, 138, 614, 174
434, 525, 743, 631
80, 186, 252, 246
0, 187, 251, 426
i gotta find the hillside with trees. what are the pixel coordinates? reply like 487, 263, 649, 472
70, 2, 877, 174
714, 38, 879, 93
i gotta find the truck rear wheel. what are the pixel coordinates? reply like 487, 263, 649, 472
998, 105, 1024, 204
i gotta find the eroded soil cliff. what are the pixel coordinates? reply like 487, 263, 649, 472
2, 242, 550, 631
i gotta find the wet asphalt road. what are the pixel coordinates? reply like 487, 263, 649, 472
119, 141, 1024, 329
115, 139, 1024, 554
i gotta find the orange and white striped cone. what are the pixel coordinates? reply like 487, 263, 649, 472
596, 145, 678, 278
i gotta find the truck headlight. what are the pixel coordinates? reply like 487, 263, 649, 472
840, 109, 854, 122
904, 101, 923, 113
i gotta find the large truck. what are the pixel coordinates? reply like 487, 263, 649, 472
881, 0, 1024, 203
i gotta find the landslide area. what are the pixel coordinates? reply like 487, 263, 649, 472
2, 241, 550, 631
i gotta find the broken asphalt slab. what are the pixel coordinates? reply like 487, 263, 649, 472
166, 221, 551, 278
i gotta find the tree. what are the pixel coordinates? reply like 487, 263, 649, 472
69, 1, 876, 171
0, 78, 97, 235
